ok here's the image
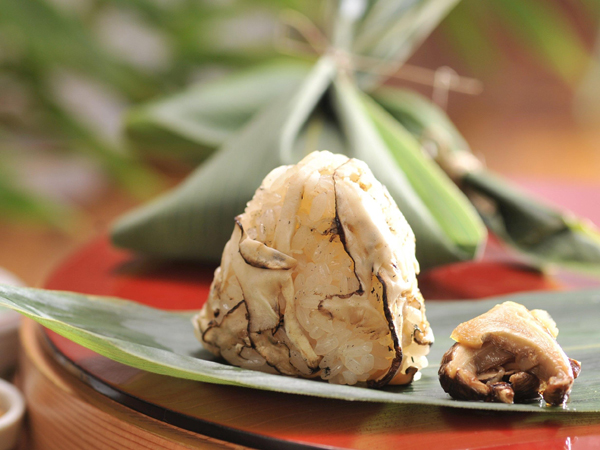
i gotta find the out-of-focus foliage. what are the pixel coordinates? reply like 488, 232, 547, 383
0, 0, 315, 226
441, 0, 600, 86
0, 161, 70, 229
0, 0, 598, 228
575, 29, 600, 124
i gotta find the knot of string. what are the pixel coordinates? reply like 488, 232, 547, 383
273, 9, 483, 111
273, 9, 487, 178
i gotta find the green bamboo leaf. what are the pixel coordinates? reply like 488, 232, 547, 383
126, 60, 311, 164
42, 101, 165, 199
438, 1, 504, 75
362, 93, 485, 258
373, 87, 600, 275
355, 0, 459, 57
464, 171, 600, 276
331, 76, 476, 267
0, 283, 598, 412
112, 56, 339, 263
100, 0, 306, 70
371, 87, 469, 150
0, 32, 164, 199
0, 0, 159, 100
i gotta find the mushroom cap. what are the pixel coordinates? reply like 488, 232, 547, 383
440, 301, 579, 406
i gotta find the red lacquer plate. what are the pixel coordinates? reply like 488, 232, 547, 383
41, 181, 600, 450
40, 236, 600, 450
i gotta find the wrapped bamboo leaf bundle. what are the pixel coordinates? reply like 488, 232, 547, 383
113, 0, 486, 271
112, 0, 600, 276
194, 151, 433, 386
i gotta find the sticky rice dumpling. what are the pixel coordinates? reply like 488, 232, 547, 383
193, 151, 433, 386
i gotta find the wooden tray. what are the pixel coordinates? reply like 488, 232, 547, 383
12, 235, 597, 449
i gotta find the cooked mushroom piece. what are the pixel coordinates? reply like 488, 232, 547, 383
439, 301, 581, 406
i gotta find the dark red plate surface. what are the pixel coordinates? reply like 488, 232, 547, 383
42, 181, 600, 450
41, 236, 600, 450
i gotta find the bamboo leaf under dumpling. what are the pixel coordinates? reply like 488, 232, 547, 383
0, 283, 598, 413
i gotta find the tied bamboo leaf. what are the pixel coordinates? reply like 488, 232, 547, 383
111, 0, 486, 270
0, 283, 598, 412
112, 56, 485, 270
373, 87, 600, 275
